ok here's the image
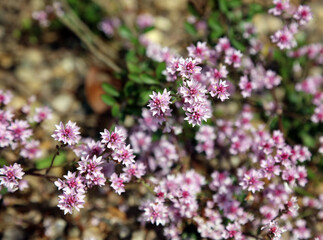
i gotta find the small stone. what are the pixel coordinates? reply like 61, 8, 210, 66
3, 226, 25, 240
131, 231, 145, 240
51, 94, 74, 113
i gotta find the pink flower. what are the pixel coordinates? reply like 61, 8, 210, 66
57, 188, 85, 214
293, 219, 311, 239
240, 169, 264, 193
272, 130, 285, 149
260, 156, 281, 180
33, 106, 52, 123
32, 10, 50, 27
147, 89, 172, 125
271, 26, 297, 50
153, 138, 179, 171
184, 103, 211, 127
143, 201, 168, 226
209, 79, 230, 101
282, 167, 299, 187
136, 13, 154, 29
264, 70, 281, 89
0, 89, 13, 105
110, 173, 125, 195
55, 171, 85, 193
178, 79, 207, 105
129, 131, 152, 153
243, 22, 256, 39
98, 18, 120, 36
268, 0, 290, 16
285, 196, 299, 216
215, 37, 231, 53
312, 105, 323, 123
52, 121, 81, 146
223, 222, 243, 239
178, 57, 202, 79
0, 163, 25, 192
294, 5, 312, 25
319, 136, 323, 154
112, 144, 135, 166
225, 48, 243, 68
239, 75, 254, 98
20, 140, 42, 159
187, 41, 210, 62
122, 162, 146, 181
139, 108, 159, 132
0, 124, 13, 148
8, 120, 32, 143
260, 206, 278, 224
166, 57, 180, 75
211, 66, 228, 80
77, 155, 104, 177
0, 109, 13, 125
100, 127, 126, 150
261, 221, 286, 240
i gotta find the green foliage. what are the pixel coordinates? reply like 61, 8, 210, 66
101, 94, 116, 106
185, 22, 198, 37
67, 0, 104, 29
102, 83, 120, 97
118, 25, 134, 41
0, 158, 7, 167
35, 152, 66, 169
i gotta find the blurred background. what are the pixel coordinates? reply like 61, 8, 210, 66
0, 0, 323, 239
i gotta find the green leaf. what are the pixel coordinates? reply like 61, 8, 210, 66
156, 62, 166, 79
0, 158, 7, 167
248, 3, 263, 17
143, 26, 155, 33
102, 83, 120, 97
127, 62, 141, 73
35, 152, 66, 169
101, 94, 116, 106
140, 74, 159, 84
184, 22, 197, 36
124, 81, 135, 97
307, 168, 316, 181
231, 38, 246, 52
294, 187, 315, 197
299, 132, 316, 148
111, 103, 120, 117
138, 90, 152, 106
187, 3, 199, 17
228, 0, 242, 8
208, 15, 221, 31
125, 50, 138, 63
219, 0, 228, 13
128, 74, 142, 84
0, 187, 7, 195
118, 25, 132, 40
208, 13, 223, 39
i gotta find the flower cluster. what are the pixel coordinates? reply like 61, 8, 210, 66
0, 163, 25, 193
52, 121, 81, 146
3, 1, 323, 238
269, 0, 312, 50
289, 43, 323, 65
32, 2, 63, 27
147, 89, 172, 125
140, 170, 205, 235
98, 17, 121, 37
296, 75, 323, 123
0, 90, 55, 199
239, 65, 281, 98
145, 39, 246, 127
54, 125, 146, 214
